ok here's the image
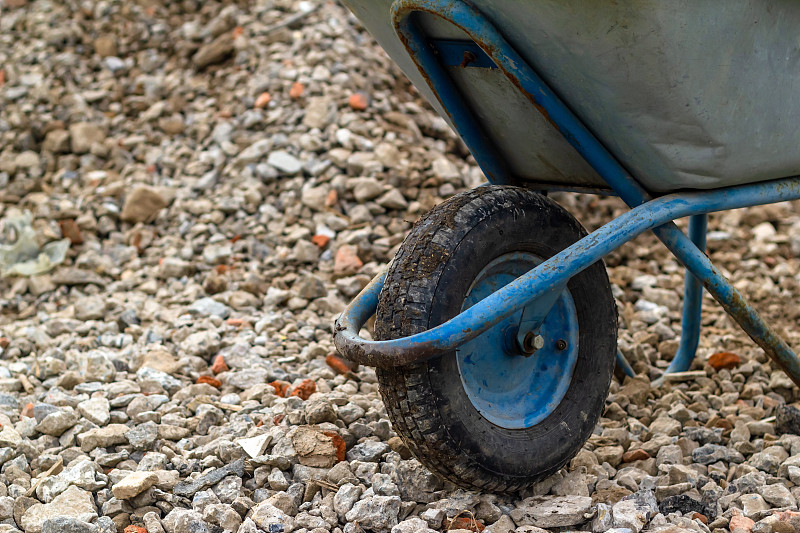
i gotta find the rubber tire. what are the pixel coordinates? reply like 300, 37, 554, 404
375, 185, 617, 493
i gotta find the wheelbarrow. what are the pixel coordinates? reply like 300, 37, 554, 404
333, 0, 800, 492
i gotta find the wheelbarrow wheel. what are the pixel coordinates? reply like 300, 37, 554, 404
375, 185, 617, 492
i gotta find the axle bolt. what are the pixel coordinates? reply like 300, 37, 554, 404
555, 339, 568, 351
521, 332, 544, 355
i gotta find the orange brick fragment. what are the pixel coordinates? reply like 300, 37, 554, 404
196, 375, 222, 388
211, 355, 229, 374
255, 92, 271, 108
0, 338, 10, 349
232, 26, 244, 38
289, 82, 305, 99
690, 512, 708, 525
325, 188, 338, 207
59, 219, 83, 245
621, 449, 650, 463
711, 418, 733, 430
708, 351, 742, 370
348, 92, 369, 111
273, 414, 285, 425
125, 526, 147, 533
290, 379, 316, 400
226, 318, 244, 327
323, 431, 346, 462
21, 403, 34, 419
311, 234, 330, 248
326, 353, 357, 375
730, 513, 754, 532
270, 380, 290, 398
445, 517, 485, 532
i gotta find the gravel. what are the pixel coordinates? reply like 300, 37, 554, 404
2, 0, 800, 532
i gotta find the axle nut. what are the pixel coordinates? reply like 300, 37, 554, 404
521, 332, 545, 355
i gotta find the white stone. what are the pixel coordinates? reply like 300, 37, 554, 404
237, 433, 273, 458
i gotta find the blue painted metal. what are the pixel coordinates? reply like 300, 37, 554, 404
616, 350, 636, 379
333, 0, 800, 388
654, 221, 800, 385
389, 0, 800, 386
616, 214, 708, 380
392, 5, 512, 185
392, 0, 651, 204
333, 176, 800, 369
430, 39, 497, 69
515, 279, 566, 353
665, 215, 708, 374
456, 253, 578, 429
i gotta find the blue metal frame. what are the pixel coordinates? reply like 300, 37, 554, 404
333, 0, 800, 387
661, 215, 707, 376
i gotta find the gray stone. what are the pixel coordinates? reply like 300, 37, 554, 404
121, 185, 169, 223
41, 517, 99, 533
112, 471, 158, 500
334, 483, 363, 519
305, 398, 337, 425
396, 459, 443, 503
21, 486, 98, 533
77, 424, 129, 451
35, 408, 79, 436
302, 97, 336, 129
593, 503, 614, 533
69, 123, 106, 154
250, 502, 295, 532
749, 446, 790, 475
757, 483, 796, 508
611, 491, 658, 533
741, 493, 770, 518
345, 495, 401, 532
75, 296, 106, 321
267, 151, 302, 175
392, 517, 437, 533
173, 459, 245, 498
346, 440, 389, 462
77, 397, 110, 426
188, 298, 231, 319
193, 34, 234, 69
162, 508, 209, 533
510, 496, 593, 528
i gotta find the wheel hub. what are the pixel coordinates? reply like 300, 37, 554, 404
456, 252, 580, 429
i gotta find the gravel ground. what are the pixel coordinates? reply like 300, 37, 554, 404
2, 1, 800, 533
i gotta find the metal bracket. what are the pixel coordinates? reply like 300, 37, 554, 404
515, 282, 567, 354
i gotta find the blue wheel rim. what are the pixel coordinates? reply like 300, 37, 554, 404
456, 252, 580, 430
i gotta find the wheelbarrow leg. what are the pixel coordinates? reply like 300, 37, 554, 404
662, 214, 708, 375
616, 214, 707, 380
655, 222, 800, 388
615, 350, 636, 378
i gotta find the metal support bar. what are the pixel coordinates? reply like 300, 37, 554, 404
618, 214, 708, 381
616, 350, 636, 378
333, 177, 800, 369
655, 223, 800, 387
665, 215, 708, 374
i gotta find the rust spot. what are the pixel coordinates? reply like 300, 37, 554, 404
459, 50, 477, 68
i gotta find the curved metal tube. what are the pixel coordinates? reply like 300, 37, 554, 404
654, 215, 707, 378
333, 177, 800, 368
